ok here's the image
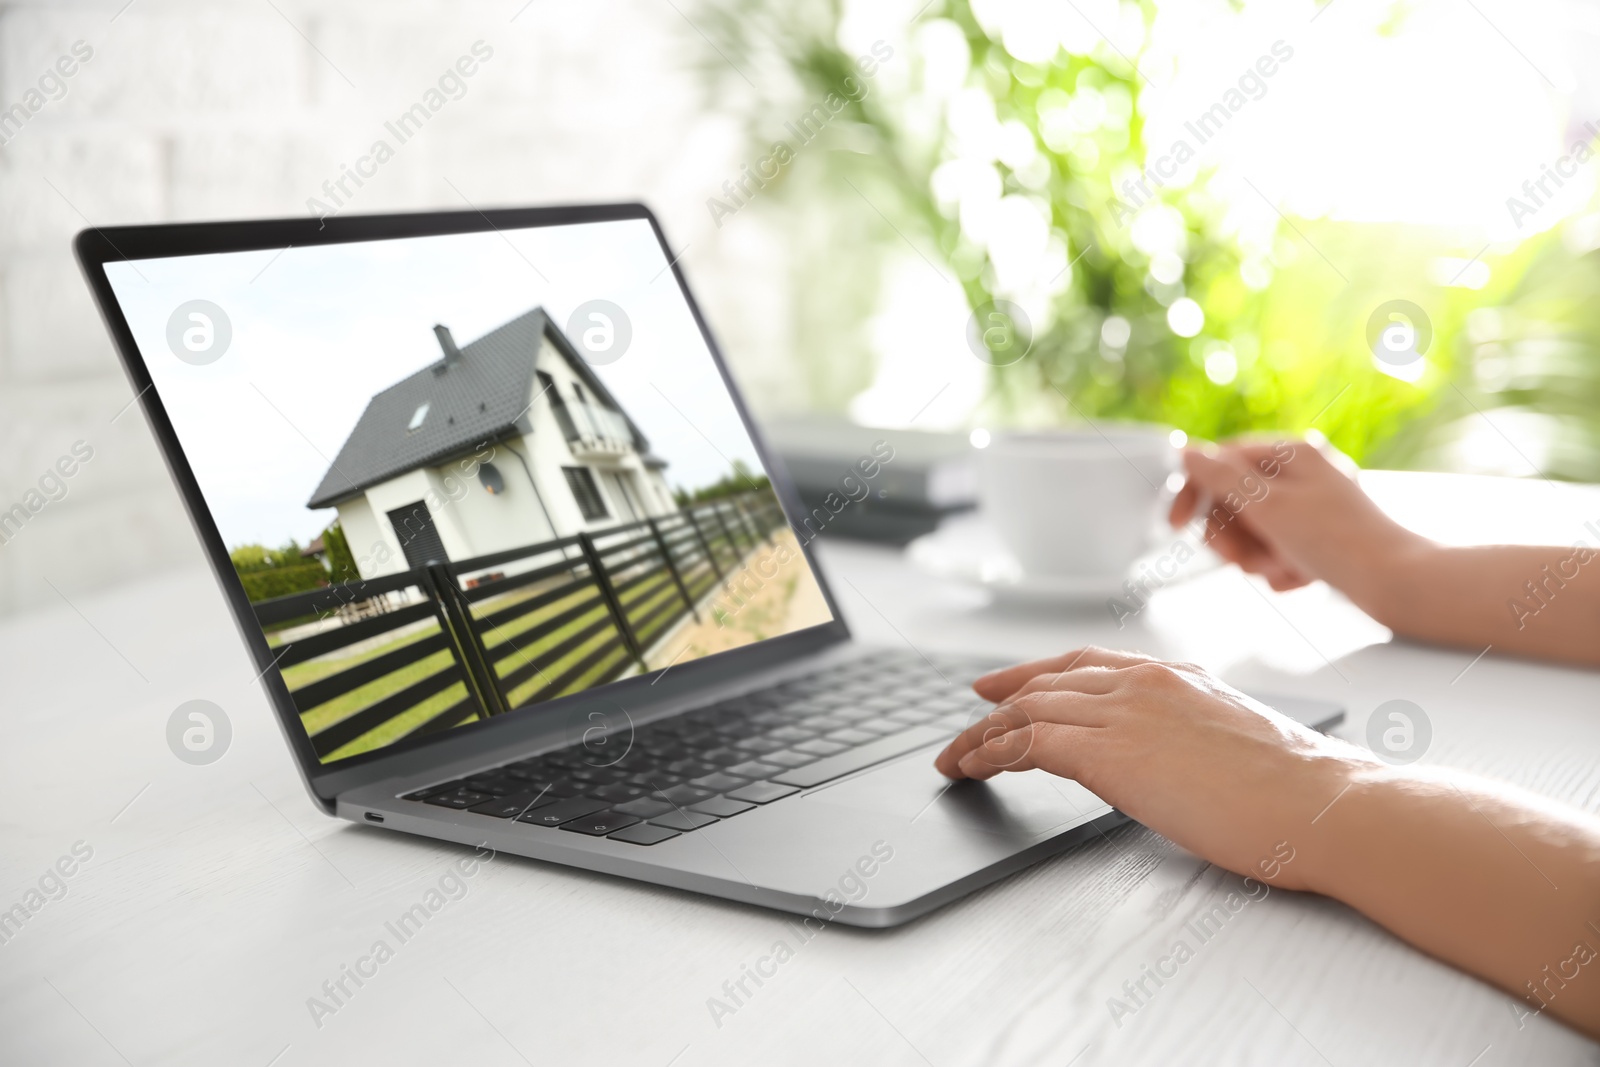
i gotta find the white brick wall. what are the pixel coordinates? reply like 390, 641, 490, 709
0, 0, 808, 617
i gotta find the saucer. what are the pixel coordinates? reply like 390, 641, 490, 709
906, 513, 1213, 605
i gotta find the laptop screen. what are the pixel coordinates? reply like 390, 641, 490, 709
101, 217, 842, 764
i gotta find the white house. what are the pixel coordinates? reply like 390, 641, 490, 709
307, 307, 678, 579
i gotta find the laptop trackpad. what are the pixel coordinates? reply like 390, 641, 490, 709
802, 746, 1111, 839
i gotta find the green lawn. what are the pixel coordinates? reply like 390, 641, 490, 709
284, 625, 469, 762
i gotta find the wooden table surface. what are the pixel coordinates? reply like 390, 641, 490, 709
3, 471, 1598, 1067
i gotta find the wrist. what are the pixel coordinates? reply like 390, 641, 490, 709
1330, 524, 1439, 627
1295, 762, 1407, 899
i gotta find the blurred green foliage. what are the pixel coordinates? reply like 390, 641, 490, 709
321, 522, 362, 586
696, 0, 1600, 478
675, 461, 772, 504
230, 540, 328, 602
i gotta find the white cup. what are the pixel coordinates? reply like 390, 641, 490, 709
979, 426, 1180, 578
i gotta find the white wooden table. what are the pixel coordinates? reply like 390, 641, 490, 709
3, 471, 1598, 1066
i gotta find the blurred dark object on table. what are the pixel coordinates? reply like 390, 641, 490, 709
764, 416, 975, 545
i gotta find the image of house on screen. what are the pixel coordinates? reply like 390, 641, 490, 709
307, 307, 679, 580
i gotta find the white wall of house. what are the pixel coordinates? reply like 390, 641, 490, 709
432, 441, 558, 564
643, 468, 676, 511
332, 496, 392, 580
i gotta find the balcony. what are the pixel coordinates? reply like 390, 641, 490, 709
557, 400, 634, 460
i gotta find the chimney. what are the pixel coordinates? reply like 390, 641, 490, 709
433, 324, 462, 364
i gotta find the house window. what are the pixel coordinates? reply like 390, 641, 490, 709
613, 471, 645, 520
407, 402, 430, 431
540, 371, 581, 442
562, 466, 609, 521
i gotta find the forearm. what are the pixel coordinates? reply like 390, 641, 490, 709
1303, 765, 1600, 1036
1344, 542, 1600, 666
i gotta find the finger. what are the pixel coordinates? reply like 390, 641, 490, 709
1202, 515, 1309, 590
1171, 438, 1292, 524
1181, 447, 1254, 499
1225, 436, 1352, 480
954, 721, 1099, 781
973, 652, 1095, 701
1169, 440, 1283, 527
973, 646, 1159, 702
1002, 665, 1125, 703
1175, 449, 1263, 549
1306, 435, 1359, 477
1264, 567, 1312, 592
1168, 478, 1202, 527
1215, 440, 1292, 468
1201, 514, 1277, 570
1211, 538, 1303, 591
935, 684, 1113, 777
1189, 477, 1294, 578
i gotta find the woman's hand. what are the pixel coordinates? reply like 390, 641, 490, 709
1169, 438, 1427, 598
933, 646, 1381, 891
935, 647, 1600, 1037
1173, 437, 1600, 665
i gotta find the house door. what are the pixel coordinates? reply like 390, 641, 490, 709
387, 501, 449, 569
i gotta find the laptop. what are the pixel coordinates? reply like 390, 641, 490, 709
75, 203, 1343, 927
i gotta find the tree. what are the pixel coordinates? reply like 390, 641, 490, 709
689, 0, 1521, 469
321, 522, 361, 586
678, 461, 771, 504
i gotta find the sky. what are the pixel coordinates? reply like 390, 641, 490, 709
103, 219, 765, 548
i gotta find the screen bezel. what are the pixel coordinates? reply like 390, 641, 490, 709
74, 203, 853, 806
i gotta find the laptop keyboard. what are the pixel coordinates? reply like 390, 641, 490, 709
399, 649, 996, 845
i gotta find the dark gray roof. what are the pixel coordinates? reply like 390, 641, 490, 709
306, 306, 646, 510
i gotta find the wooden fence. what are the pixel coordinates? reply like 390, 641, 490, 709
251, 489, 785, 761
